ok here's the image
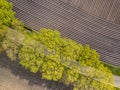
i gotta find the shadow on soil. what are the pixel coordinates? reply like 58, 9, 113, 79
0, 53, 73, 90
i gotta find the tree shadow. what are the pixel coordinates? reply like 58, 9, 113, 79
0, 53, 73, 90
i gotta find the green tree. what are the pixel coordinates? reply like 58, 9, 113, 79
0, 23, 8, 53
41, 60, 64, 81
0, 0, 22, 28
18, 28, 115, 90
0, 23, 24, 60
18, 28, 65, 81
0, 27, 115, 90
18, 42, 44, 73
1, 29, 23, 60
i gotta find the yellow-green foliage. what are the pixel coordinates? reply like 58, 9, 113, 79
18, 28, 115, 90
0, 23, 8, 37
0, 27, 115, 90
41, 60, 64, 81
0, 24, 23, 60
0, 0, 22, 28
0, 0, 115, 89
0, 23, 8, 52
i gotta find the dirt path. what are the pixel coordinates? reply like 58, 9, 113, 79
0, 53, 72, 90
114, 75, 120, 88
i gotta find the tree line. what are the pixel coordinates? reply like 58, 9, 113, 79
0, 0, 115, 90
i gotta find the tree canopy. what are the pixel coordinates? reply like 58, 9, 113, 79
0, 0, 22, 28
0, 0, 115, 89
0, 27, 115, 90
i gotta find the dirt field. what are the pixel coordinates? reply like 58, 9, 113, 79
0, 53, 72, 90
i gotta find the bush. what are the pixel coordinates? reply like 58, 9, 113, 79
0, 1, 116, 89
0, 23, 24, 60
0, 0, 23, 28
0, 23, 8, 53
0, 27, 115, 90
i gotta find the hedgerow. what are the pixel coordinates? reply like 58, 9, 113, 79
0, 27, 115, 90
0, 0, 115, 90
0, 0, 23, 28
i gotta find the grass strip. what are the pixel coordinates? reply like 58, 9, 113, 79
102, 62, 120, 76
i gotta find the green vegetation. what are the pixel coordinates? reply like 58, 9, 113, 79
0, 23, 8, 53
0, 26, 115, 90
116, 87, 120, 90
102, 62, 120, 76
115, 87, 120, 90
0, 0, 117, 90
0, 0, 22, 28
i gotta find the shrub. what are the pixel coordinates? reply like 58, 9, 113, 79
0, 1, 116, 89
5, 28, 114, 90
0, 0, 23, 28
